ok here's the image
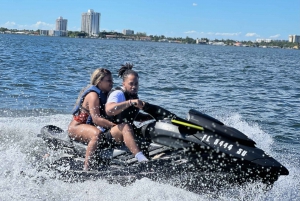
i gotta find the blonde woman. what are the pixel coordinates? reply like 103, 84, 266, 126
68, 68, 145, 170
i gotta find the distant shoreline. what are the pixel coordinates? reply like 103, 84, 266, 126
1, 31, 299, 50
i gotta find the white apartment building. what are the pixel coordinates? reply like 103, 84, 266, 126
49, 30, 67, 37
289, 35, 300, 43
256, 38, 272, 43
123, 29, 134, 35
81, 9, 100, 36
56, 16, 68, 31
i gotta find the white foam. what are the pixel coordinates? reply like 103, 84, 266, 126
0, 114, 299, 200
220, 113, 273, 152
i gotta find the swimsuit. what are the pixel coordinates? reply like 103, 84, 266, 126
73, 112, 89, 123
73, 106, 90, 123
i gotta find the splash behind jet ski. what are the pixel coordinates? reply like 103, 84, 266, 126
38, 108, 289, 187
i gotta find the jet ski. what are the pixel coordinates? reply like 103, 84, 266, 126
38, 108, 289, 187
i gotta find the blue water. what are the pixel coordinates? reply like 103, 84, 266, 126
0, 34, 299, 200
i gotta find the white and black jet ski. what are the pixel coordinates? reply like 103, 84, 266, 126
38, 108, 289, 186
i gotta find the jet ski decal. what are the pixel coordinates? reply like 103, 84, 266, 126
171, 119, 204, 131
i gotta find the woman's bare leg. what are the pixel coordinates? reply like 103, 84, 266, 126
110, 123, 140, 155
68, 120, 101, 170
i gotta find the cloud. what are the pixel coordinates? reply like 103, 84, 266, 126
269, 34, 280, 38
215, 32, 241, 36
32, 21, 55, 30
183, 31, 242, 37
184, 30, 197, 34
1, 21, 54, 30
245, 33, 260, 37
4, 21, 16, 27
193, 3, 197, 6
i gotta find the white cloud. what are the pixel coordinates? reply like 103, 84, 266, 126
269, 34, 280, 38
184, 30, 197, 34
1, 21, 54, 30
215, 32, 241, 36
183, 31, 242, 37
245, 33, 260, 37
4, 21, 16, 27
198, 32, 241, 36
193, 3, 197, 6
32, 21, 55, 30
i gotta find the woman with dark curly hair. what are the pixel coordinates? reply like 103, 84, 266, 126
105, 63, 149, 162
106, 63, 175, 162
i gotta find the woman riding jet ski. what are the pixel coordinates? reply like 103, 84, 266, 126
104, 63, 175, 160
40, 104, 289, 185
39, 64, 289, 185
67, 67, 153, 171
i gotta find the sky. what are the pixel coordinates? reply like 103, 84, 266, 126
0, 0, 299, 41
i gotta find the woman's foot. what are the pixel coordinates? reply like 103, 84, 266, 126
83, 164, 89, 171
135, 152, 149, 162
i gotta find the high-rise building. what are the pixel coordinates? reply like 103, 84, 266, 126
289, 35, 300, 43
81, 9, 100, 36
56, 16, 68, 31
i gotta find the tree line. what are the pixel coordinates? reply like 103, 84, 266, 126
1, 27, 298, 48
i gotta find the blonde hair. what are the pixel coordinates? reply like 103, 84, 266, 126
90, 68, 111, 85
74, 68, 111, 109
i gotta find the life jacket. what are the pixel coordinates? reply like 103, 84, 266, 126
107, 87, 139, 125
72, 85, 108, 125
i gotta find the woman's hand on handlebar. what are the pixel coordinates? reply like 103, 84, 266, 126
130, 99, 145, 109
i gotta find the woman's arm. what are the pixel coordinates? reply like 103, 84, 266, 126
105, 100, 132, 116
105, 90, 145, 116
87, 92, 116, 128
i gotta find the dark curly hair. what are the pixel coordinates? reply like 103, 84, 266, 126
118, 63, 139, 81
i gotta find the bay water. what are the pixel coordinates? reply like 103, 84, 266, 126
0, 34, 299, 200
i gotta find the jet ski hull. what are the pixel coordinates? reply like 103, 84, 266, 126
38, 109, 288, 186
